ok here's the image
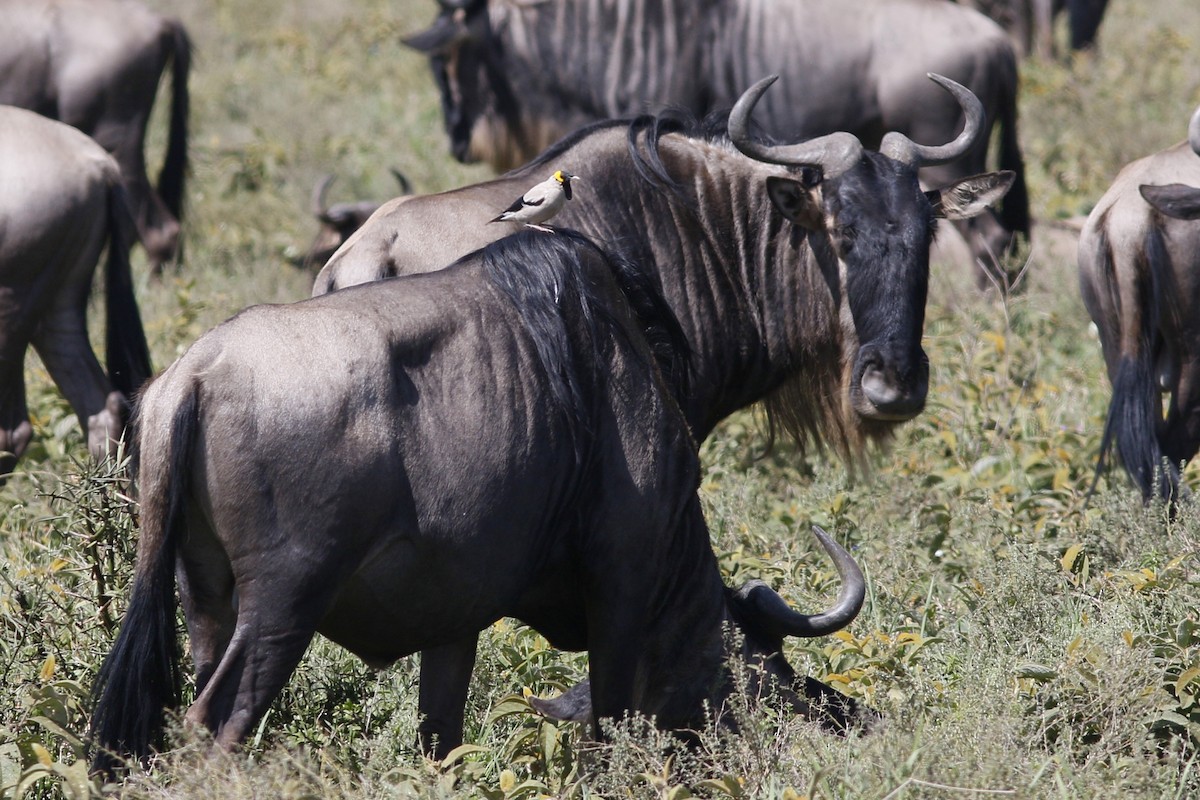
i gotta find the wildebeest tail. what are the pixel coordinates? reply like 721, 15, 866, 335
90, 387, 194, 775
157, 18, 191, 224
1091, 225, 1178, 503
1093, 354, 1175, 502
104, 182, 153, 397
995, 52, 1030, 237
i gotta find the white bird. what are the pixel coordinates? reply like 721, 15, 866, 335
490, 170, 579, 231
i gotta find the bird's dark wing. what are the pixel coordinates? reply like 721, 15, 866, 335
490, 191, 546, 222
500, 195, 529, 214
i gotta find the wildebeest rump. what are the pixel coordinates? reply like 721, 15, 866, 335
315, 75, 1013, 756
0, 0, 190, 271
0, 106, 152, 484
1078, 106, 1200, 503
89, 230, 866, 771
404, 0, 1029, 278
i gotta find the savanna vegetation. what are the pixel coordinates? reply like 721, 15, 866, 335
3, 0, 1200, 797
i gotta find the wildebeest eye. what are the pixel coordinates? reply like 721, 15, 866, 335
800, 167, 822, 188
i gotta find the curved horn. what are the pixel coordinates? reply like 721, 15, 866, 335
735, 525, 865, 639
312, 174, 335, 219
1189, 105, 1200, 157
728, 75, 863, 178
880, 73, 985, 167
390, 168, 413, 196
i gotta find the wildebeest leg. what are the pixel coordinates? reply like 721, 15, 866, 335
184, 584, 322, 748
1160, 364, 1200, 483
584, 632, 643, 737
583, 583, 653, 737
177, 507, 237, 695
0, 342, 33, 481
30, 303, 124, 460
417, 637, 479, 758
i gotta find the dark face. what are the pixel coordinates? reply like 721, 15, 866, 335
405, 2, 521, 165
826, 154, 933, 421
768, 154, 933, 423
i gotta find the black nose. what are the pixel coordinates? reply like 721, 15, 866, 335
450, 136, 472, 164
855, 344, 928, 419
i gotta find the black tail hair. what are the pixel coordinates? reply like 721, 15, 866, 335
157, 19, 191, 225
1092, 354, 1177, 502
995, 54, 1030, 237
90, 391, 191, 776
104, 183, 153, 397
1089, 224, 1179, 504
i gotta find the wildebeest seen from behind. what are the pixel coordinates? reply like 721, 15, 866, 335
89, 230, 867, 773
404, 0, 1028, 281
300, 170, 413, 269
315, 74, 1014, 756
0, 106, 152, 485
1078, 105, 1200, 504
0, 0, 190, 272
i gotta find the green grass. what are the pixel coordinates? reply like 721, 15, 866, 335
4, 0, 1200, 797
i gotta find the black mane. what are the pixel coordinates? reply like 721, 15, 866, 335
479, 229, 691, 459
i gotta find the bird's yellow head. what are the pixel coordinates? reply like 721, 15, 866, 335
553, 170, 567, 184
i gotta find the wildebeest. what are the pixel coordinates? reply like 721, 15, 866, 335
0, 0, 191, 271
1078, 105, 1200, 503
300, 170, 413, 269
403, 0, 1029, 278
89, 229, 866, 771
958, 0, 1109, 57
0, 106, 152, 484
315, 75, 1013, 755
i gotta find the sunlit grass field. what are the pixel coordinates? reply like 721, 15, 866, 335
3, 0, 1200, 797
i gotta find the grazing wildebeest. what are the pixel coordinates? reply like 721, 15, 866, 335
0, 106, 152, 484
315, 75, 1013, 755
89, 230, 866, 772
403, 0, 1029, 279
300, 170, 413, 269
1078, 105, 1200, 504
958, 0, 1108, 57
0, 0, 191, 271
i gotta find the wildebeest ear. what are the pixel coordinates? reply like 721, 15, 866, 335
927, 171, 1015, 221
402, 14, 470, 53
766, 176, 823, 230
1140, 183, 1200, 220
